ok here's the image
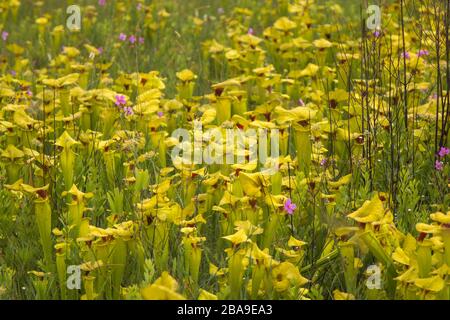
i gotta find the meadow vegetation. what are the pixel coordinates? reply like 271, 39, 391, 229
0, 0, 449, 300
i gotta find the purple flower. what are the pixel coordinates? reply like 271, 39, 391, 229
129, 35, 137, 44
119, 33, 127, 41
97, 47, 104, 54
373, 30, 381, 38
401, 51, 411, 60
417, 49, 429, 58
438, 147, 449, 158
320, 158, 327, 166
284, 198, 297, 215
9, 70, 16, 77
137, 3, 142, 11
248, 28, 254, 35
138, 37, 144, 44
115, 95, 127, 106
26, 89, 33, 97
435, 160, 444, 171
1, 31, 8, 41
157, 111, 164, 118
123, 106, 134, 116
98, 0, 106, 6
298, 98, 305, 107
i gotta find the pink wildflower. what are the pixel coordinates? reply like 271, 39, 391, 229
119, 33, 127, 41
438, 147, 449, 158
284, 198, 297, 215
435, 160, 444, 171
115, 95, 127, 106
1, 31, 8, 41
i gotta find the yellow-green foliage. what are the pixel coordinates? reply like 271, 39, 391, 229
0, 0, 449, 300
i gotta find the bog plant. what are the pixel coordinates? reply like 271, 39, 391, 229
0, 0, 449, 300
